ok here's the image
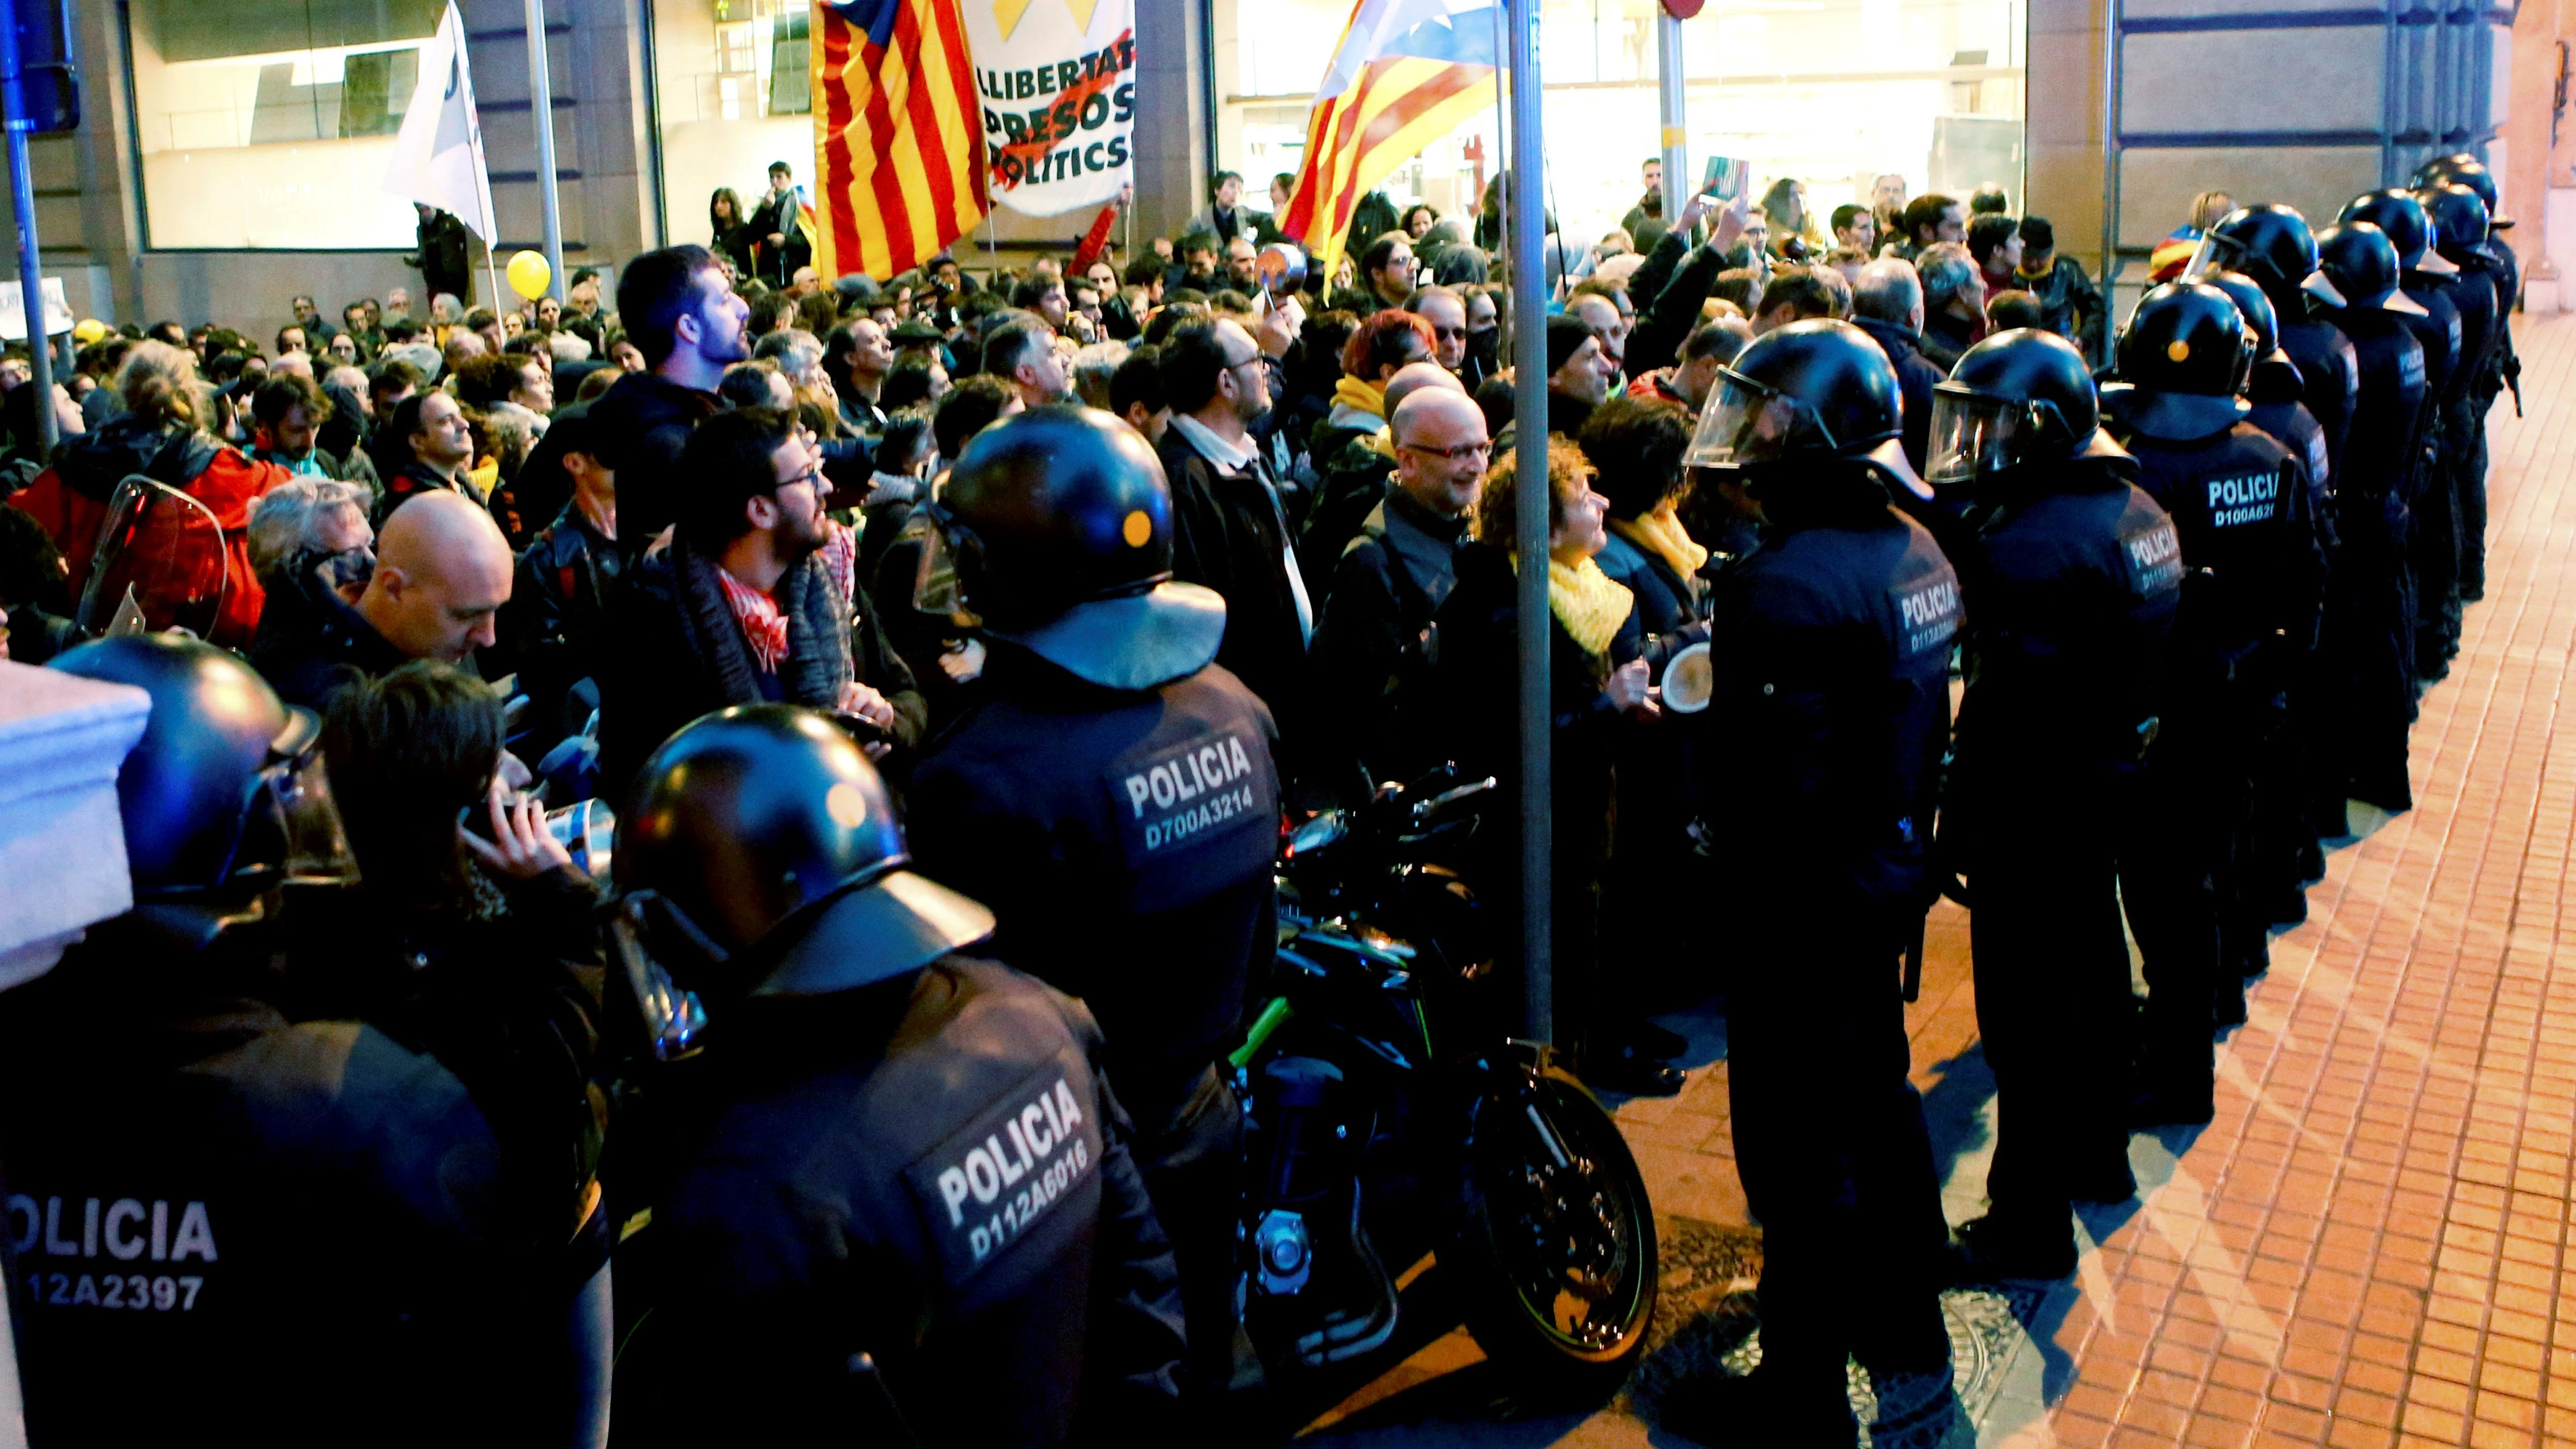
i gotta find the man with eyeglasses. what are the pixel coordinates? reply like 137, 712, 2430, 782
1159, 318, 1314, 756
599, 406, 899, 791
1406, 285, 1473, 382
1360, 233, 1417, 310
1310, 382, 1486, 794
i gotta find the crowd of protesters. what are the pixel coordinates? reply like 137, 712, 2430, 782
0, 145, 2518, 1445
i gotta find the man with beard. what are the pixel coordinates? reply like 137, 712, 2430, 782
597, 406, 896, 791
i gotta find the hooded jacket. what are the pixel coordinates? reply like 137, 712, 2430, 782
15, 415, 290, 648
585, 371, 720, 556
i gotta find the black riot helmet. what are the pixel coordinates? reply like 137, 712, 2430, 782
2413, 155, 2511, 228
2337, 190, 2457, 277
48, 633, 356, 900
1927, 328, 2121, 488
2416, 181, 2497, 265
613, 705, 994, 1000
2103, 282, 2256, 441
1686, 318, 1904, 487
926, 404, 1226, 691
2194, 205, 2317, 313
2198, 269, 2303, 403
2306, 221, 2429, 317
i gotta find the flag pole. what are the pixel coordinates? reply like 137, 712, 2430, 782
524, 0, 566, 302
1505, 0, 1550, 1044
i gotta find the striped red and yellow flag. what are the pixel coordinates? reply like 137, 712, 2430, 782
1277, 0, 1499, 286
811, 0, 988, 281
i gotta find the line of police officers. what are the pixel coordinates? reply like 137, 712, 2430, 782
0, 154, 2516, 1447
1660, 156, 2516, 1442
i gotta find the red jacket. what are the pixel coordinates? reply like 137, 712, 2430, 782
16, 418, 291, 650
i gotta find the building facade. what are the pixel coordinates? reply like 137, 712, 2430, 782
6, 0, 2541, 339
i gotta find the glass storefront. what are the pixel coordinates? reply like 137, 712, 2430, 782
650, 0, 814, 254
122, 0, 444, 250
1213, 0, 2025, 254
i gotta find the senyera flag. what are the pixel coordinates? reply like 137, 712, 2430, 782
812, 0, 989, 280
1277, 0, 1499, 284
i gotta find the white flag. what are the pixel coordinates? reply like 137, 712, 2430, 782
382, 2, 497, 244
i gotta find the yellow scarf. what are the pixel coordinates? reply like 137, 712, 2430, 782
1330, 375, 1387, 420
1543, 554, 1633, 657
1362, 426, 1395, 460
465, 455, 499, 505
1609, 503, 1708, 582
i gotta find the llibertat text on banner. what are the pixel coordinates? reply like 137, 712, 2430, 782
964, 0, 1138, 216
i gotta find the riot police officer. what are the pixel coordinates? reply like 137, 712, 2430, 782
2308, 221, 2431, 819
1662, 320, 1960, 1444
604, 706, 1189, 1446
2340, 190, 2465, 680
903, 405, 1279, 1405
1934, 329, 2181, 1278
2417, 177, 2510, 605
4, 635, 606, 1448
2104, 284, 2326, 1060
2200, 206, 2359, 499
2198, 268, 2339, 927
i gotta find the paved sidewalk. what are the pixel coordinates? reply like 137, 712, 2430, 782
1301, 312, 2576, 1448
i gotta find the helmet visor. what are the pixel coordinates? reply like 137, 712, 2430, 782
1926, 388, 2038, 488
2180, 232, 2244, 286
1685, 372, 1814, 470
239, 721, 359, 888
606, 896, 711, 1063
905, 505, 980, 625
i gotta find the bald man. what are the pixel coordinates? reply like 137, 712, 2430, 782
250, 488, 514, 709
1309, 384, 1490, 795
1299, 360, 1465, 585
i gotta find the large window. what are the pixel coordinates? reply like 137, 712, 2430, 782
124, 0, 445, 250
1214, 0, 2025, 254
650, 0, 812, 252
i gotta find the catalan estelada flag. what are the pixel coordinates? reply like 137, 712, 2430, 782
1277, 0, 1499, 285
812, 0, 988, 280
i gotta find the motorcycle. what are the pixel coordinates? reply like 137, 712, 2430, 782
1231, 768, 1658, 1399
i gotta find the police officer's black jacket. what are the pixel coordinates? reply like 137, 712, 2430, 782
0, 894, 605, 1448
2246, 386, 2333, 525
2445, 264, 2500, 411
2397, 272, 2465, 420
2115, 419, 2327, 682
906, 646, 1280, 1114
2321, 306, 2428, 510
1689, 470, 1960, 910
613, 956, 1187, 1449
1950, 457, 2180, 796
2277, 315, 2359, 487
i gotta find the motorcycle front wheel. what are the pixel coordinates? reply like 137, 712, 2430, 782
1448, 1060, 1657, 1400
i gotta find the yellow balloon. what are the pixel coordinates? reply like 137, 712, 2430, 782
507, 249, 552, 300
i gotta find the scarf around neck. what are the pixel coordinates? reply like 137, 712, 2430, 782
1330, 375, 1387, 421
1535, 553, 1632, 657
1609, 503, 1709, 584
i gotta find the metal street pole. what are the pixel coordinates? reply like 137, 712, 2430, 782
0, 4, 54, 452
1655, 12, 1687, 224
524, 0, 565, 301
1506, 0, 1550, 1043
